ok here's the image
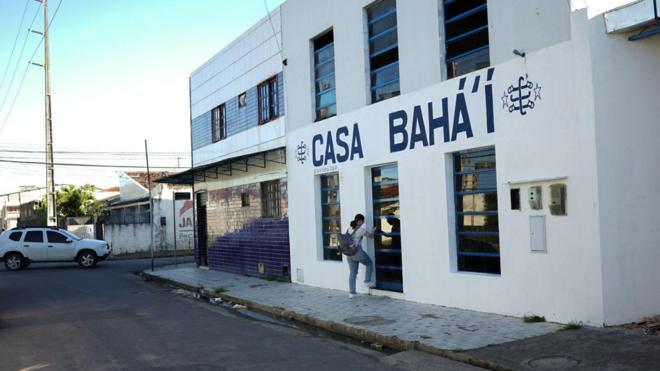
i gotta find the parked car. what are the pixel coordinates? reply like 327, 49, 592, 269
0, 227, 111, 271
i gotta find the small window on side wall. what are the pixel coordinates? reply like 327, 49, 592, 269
211, 104, 226, 142
261, 180, 281, 218
258, 76, 279, 124
241, 192, 250, 207
238, 92, 247, 108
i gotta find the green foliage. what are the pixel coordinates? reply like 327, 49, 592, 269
35, 184, 100, 222
561, 321, 583, 330
522, 314, 546, 323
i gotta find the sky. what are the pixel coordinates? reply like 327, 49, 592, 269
0, 0, 285, 197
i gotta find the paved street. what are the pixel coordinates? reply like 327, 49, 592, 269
0, 258, 480, 371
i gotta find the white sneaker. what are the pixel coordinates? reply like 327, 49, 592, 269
364, 279, 376, 288
348, 293, 356, 299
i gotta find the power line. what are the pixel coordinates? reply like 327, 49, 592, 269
0, 0, 64, 136
0, 158, 186, 169
0, 1, 42, 115
0, 0, 31, 95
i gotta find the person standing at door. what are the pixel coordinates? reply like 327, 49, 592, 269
347, 213, 377, 298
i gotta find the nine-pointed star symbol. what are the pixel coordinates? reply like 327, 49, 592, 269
533, 83, 542, 100
501, 92, 509, 108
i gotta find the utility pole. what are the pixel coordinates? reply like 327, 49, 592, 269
43, 0, 57, 227
145, 140, 154, 272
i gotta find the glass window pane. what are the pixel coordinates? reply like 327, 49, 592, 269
314, 46, 334, 65
368, 0, 396, 21
25, 231, 43, 243
321, 174, 339, 188
322, 204, 341, 218
457, 192, 498, 213
372, 81, 400, 102
316, 89, 336, 108
316, 104, 337, 121
47, 231, 68, 243
369, 31, 398, 56
458, 255, 500, 274
372, 166, 398, 183
455, 171, 496, 192
458, 234, 500, 254
457, 214, 499, 233
371, 63, 399, 87
369, 14, 397, 36
9, 232, 22, 241
322, 189, 340, 204
322, 219, 341, 233
373, 201, 400, 219
448, 47, 490, 78
315, 74, 336, 94
373, 184, 399, 200
454, 148, 496, 172
315, 60, 335, 79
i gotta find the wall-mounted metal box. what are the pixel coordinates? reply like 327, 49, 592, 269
530, 215, 547, 252
528, 186, 543, 210
604, 0, 659, 33
549, 184, 567, 216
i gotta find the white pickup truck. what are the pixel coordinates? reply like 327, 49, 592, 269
0, 227, 111, 271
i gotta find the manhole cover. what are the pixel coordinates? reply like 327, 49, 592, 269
526, 355, 580, 369
343, 315, 396, 326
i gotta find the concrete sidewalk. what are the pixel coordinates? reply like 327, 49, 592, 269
143, 265, 660, 370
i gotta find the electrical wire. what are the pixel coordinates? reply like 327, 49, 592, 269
0, 0, 64, 135
0, 0, 31, 95
0, 158, 186, 169
0, 1, 42, 115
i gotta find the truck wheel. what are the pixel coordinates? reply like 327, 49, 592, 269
4, 253, 24, 271
78, 251, 98, 268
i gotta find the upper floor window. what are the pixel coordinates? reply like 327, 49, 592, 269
211, 104, 226, 142
258, 76, 280, 124
443, 0, 490, 78
367, 0, 400, 103
313, 30, 337, 122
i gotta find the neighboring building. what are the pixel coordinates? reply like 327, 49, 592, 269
104, 172, 193, 255
280, 0, 660, 326
159, 6, 290, 281
1, 186, 46, 229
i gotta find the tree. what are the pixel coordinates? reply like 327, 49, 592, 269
35, 184, 99, 224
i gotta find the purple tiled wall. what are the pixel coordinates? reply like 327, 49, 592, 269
203, 179, 290, 281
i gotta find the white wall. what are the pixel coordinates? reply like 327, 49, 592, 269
286, 28, 607, 324
587, 13, 660, 324
190, 7, 282, 118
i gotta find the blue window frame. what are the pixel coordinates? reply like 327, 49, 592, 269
443, 0, 490, 78
313, 30, 336, 122
371, 164, 403, 292
320, 174, 342, 261
367, 0, 400, 103
453, 147, 500, 274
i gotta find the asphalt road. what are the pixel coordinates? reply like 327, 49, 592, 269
0, 258, 480, 371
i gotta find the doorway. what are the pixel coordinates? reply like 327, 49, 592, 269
371, 164, 403, 292
196, 192, 208, 267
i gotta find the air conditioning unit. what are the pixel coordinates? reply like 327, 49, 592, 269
604, 0, 659, 33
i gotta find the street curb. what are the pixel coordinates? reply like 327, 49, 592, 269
142, 270, 513, 371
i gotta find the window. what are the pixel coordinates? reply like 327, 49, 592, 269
510, 188, 520, 210
453, 147, 500, 274
238, 92, 247, 108
371, 164, 403, 292
367, 0, 400, 103
261, 180, 281, 218
9, 231, 22, 241
47, 231, 68, 243
241, 192, 250, 207
443, 0, 490, 78
211, 104, 226, 142
313, 30, 336, 121
24, 231, 43, 243
320, 174, 341, 261
258, 76, 279, 124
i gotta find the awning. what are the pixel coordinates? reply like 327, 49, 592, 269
155, 148, 286, 185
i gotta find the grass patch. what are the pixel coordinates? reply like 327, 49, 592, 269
212, 286, 227, 295
522, 314, 546, 323
561, 321, 583, 330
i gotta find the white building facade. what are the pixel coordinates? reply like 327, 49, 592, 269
281, 0, 660, 326
163, 7, 292, 280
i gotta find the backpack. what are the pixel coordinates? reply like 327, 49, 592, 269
338, 228, 361, 256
